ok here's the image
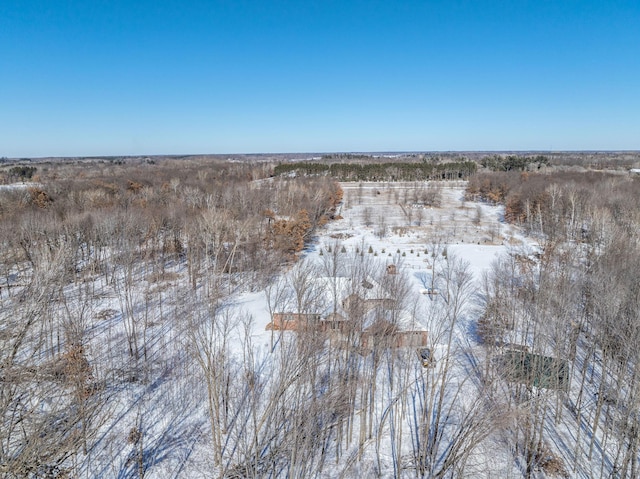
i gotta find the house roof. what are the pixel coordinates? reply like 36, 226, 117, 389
356, 276, 390, 301
280, 275, 392, 317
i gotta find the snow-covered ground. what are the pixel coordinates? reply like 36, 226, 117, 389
117, 180, 620, 479
233, 181, 522, 354
0, 181, 39, 190
4, 180, 557, 478
193, 181, 536, 477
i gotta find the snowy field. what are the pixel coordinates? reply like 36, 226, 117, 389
237, 181, 525, 360
0, 181, 38, 190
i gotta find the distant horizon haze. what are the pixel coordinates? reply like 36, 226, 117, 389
6, 150, 640, 162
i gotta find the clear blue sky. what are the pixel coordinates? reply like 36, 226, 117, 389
1, 0, 639, 157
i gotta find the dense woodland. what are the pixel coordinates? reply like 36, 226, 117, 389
0, 155, 639, 477
273, 161, 477, 181
467, 170, 640, 241
0, 159, 345, 477
0, 159, 343, 278
470, 168, 640, 477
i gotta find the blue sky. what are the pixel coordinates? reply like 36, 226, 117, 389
1, 0, 639, 156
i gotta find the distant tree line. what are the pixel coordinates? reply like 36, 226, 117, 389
320, 153, 375, 161
8, 165, 37, 180
274, 160, 477, 181
479, 155, 550, 171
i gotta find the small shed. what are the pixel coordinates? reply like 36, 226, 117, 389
499, 350, 569, 391
387, 264, 397, 275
